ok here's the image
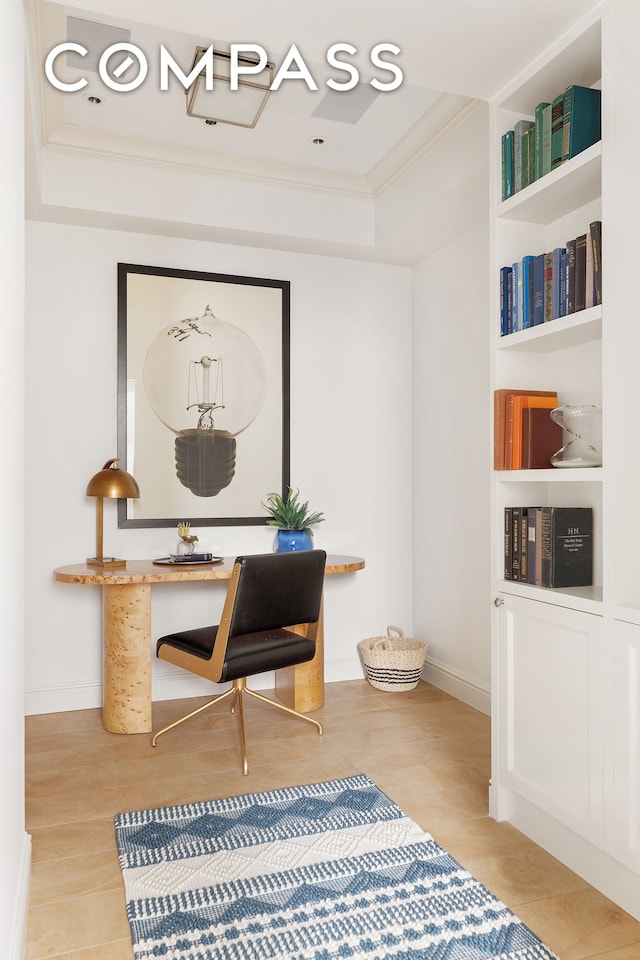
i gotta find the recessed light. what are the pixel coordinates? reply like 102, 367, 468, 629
205, 118, 217, 126
87, 95, 102, 105
310, 137, 327, 146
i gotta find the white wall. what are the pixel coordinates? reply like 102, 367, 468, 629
4, 2, 29, 956
25, 222, 413, 712
412, 217, 492, 713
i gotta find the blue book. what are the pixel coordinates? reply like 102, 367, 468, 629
500, 266, 513, 336
511, 260, 520, 332
561, 85, 601, 162
566, 238, 576, 313
559, 250, 567, 317
552, 246, 565, 319
533, 254, 545, 325
521, 255, 535, 329
544, 252, 553, 322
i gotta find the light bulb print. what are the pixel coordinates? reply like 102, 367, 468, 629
143, 304, 267, 496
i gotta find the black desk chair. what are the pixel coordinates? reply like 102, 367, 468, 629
152, 549, 326, 774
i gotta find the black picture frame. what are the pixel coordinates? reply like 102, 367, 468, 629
117, 263, 290, 528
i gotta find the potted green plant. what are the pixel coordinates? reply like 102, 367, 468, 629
262, 486, 325, 552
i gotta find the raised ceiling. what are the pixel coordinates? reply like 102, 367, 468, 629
28, 0, 601, 188
25, 0, 601, 259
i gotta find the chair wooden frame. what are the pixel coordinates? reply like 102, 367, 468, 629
152, 554, 324, 774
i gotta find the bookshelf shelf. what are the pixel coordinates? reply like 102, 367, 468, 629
498, 142, 601, 225
497, 305, 602, 352
499, 578, 603, 614
496, 466, 604, 482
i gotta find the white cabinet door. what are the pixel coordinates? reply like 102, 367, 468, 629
613, 619, 640, 873
497, 593, 604, 846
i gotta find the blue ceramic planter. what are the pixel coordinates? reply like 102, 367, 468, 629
275, 529, 313, 552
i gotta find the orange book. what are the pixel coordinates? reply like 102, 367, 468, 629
495, 388, 557, 470
511, 395, 558, 470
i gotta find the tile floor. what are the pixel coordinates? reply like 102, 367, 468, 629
25, 679, 640, 959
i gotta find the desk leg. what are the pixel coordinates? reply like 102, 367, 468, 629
275, 599, 324, 713
102, 582, 152, 734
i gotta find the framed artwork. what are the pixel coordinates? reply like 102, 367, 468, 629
117, 263, 290, 528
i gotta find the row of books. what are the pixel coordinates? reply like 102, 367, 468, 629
504, 506, 593, 588
494, 389, 561, 471
501, 84, 601, 200
499, 220, 601, 336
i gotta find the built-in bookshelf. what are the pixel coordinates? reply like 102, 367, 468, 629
491, 13, 603, 608
489, 3, 640, 922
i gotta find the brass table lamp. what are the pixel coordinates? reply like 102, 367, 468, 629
86, 458, 140, 568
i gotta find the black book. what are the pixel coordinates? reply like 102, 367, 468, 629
550, 94, 564, 169
504, 507, 513, 580
511, 507, 521, 581
574, 234, 587, 312
526, 507, 542, 584
540, 507, 593, 588
519, 507, 529, 583
590, 220, 602, 305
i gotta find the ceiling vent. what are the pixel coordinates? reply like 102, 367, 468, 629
66, 16, 132, 74
312, 83, 379, 124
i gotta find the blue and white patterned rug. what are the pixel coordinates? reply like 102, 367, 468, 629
115, 773, 560, 960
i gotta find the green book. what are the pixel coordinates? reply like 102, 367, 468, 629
561, 85, 601, 162
541, 103, 552, 176
521, 127, 532, 189
534, 101, 551, 181
514, 119, 534, 192
551, 93, 564, 170
528, 130, 536, 186
502, 130, 514, 200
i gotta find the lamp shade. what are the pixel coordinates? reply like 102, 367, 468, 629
86, 458, 140, 499
86, 458, 140, 568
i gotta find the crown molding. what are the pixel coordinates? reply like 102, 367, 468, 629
369, 95, 480, 196
43, 124, 377, 199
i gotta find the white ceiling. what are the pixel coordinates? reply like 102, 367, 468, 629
27, 0, 601, 200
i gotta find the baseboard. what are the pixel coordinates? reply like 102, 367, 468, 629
325, 658, 366, 685
422, 657, 491, 716
154, 663, 366, 702
25, 680, 102, 715
25, 660, 486, 715
494, 786, 640, 922
152, 672, 237, 703
25, 662, 368, 713
10, 832, 31, 960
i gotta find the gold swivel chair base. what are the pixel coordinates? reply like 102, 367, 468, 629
151, 677, 323, 775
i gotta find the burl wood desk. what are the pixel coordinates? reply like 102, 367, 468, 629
53, 554, 365, 734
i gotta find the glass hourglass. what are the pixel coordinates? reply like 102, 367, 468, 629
550, 404, 602, 467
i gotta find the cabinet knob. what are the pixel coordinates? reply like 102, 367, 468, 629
494, 597, 504, 607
